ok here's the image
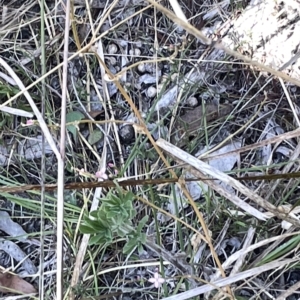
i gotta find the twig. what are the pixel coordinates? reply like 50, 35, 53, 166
4, 171, 300, 193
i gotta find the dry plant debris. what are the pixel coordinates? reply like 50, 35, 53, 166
0, 270, 36, 295
1, 0, 300, 299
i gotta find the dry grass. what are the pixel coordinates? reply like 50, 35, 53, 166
1, 0, 300, 299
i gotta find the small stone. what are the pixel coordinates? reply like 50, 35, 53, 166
147, 86, 157, 98
185, 96, 198, 107
119, 40, 128, 47
50, 76, 60, 90
134, 48, 141, 56
108, 44, 118, 54
108, 56, 117, 66
175, 25, 184, 34
100, 21, 110, 33
119, 125, 135, 144
135, 82, 142, 90
129, 48, 141, 56
145, 63, 156, 73
138, 62, 146, 73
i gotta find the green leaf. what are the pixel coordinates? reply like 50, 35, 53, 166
110, 193, 123, 205
88, 130, 103, 145
123, 238, 137, 254
257, 235, 300, 266
66, 111, 85, 141
137, 243, 144, 255
129, 208, 136, 219
66, 161, 73, 173
86, 226, 113, 244
104, 228, 113, 241
124, 191, 135, 203
106, 211, 122, 220
89, 235, 104, 245
89, 234, 109, 245
82, 215, 109, 232
79, 225, 96, 234
137, 216, 148, 232
137, 232, 146, 244
90, 211, 99, 219
66, 111, 85, 123
115, 225, 131, 237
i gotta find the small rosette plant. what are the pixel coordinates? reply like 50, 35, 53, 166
79, 185, 148, 254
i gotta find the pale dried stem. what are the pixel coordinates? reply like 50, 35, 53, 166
156, 138, 300, 227
276, 279, 300, 300
147, 0, 300, 87
204, 128, 300, 160
56, 0, 71, 297
160, 258, 299, 300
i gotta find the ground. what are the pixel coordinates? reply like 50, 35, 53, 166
1, 0, 300, 299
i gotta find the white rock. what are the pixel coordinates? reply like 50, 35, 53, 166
147, 86, 157, 98
108, 56, 117, 66
138, 62, 146, 73
108, 44, 118, 54
134, 48, 141, 56
185, 96, 198, 107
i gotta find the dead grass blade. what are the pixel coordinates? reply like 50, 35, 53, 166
147, 0, 300, 87
265, 141, 300, 201
276, 280, 300, 300
222, 231, 300, 271
203, 127, 300, 160
0, 58, 60, 158
56, 0, 72, 298
160, 258, 299, 300
156, 138, 300, 227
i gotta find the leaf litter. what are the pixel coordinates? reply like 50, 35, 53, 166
1, 0, 300, 299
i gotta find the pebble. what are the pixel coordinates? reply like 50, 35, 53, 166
119, 125, 135, 143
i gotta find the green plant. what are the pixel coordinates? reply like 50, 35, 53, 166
79, 182, 148, 254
